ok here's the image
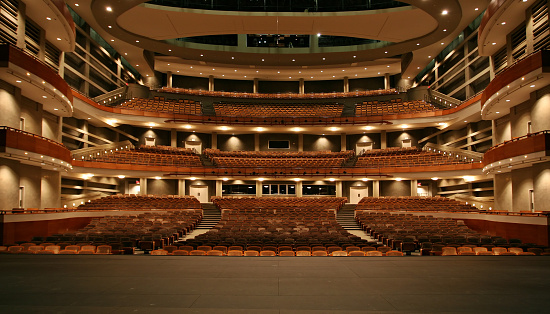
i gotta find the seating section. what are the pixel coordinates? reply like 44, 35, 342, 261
355, 147, 473, 168
176, 197, 388, 256
213, 102, 343, 117
355, 99, 437, 116
77, 194, 202, 211
355, 210, 550, 255
0, 209, 202, 254
158, 86, 399, 99
356, 196, 478, 212
117, 97, 202, 115
84, 145, 203, 167
204, 149, 355, 168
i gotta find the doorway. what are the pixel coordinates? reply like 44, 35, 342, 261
190, 185, 209, 203
349, 186, 368, 204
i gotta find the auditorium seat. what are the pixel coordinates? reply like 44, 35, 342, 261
172, 250, 190, 255
331, 251, 348, 257
207, 250, 224, 256
227, 250, 244, 256
150, 249, 169, 255
386, 251, 404, 256
260, 250, 276, 256
441, 247, 457, 256
190, 250, 206, 256
58, 250, 77, 254
366, 251, 383, 257
244, 250, 260, 256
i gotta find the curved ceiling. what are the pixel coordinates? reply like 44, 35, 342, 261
68, 0, 489, 81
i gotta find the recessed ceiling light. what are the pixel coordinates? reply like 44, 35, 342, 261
387, 65, 390, 68
75, 3, 79, 6
416, 43, 420, 46
106, 6, 112, 12
385, 51, 388, 53
496, 111, 500, 114
56, 37, 61, 41
110, 39, 114, 42
322, 57, 326, 60
53, 108, 58, 111
16, 80, 21, 83
46, 17, 52, 20
353, 55, 356, 58
200, 54, 204, 57
530, 85, 535, 87
108, 25, 112, 28
136, 64, 139, 66
42, 95, 47, 98
492, 42, 496, 45
261, 59, 264, 61
443, 29, 447, 32
292, 59, 295, 61
506, 99, 510, 102
168, 49, 171, 51
135, 40, 139, 43
501, 22, 506, 25
231, 57, 234, 59
475, 8, 479, 11
441, 42, 445, 45
442, 10, 448, 15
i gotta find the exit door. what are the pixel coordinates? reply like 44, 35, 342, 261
189, 185, 209, 203
349, 186, 368, 204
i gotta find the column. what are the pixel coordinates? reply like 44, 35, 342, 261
211, 132, 217, 149
384, 73, 391, 89
299, 78, 305, 94
253, 78, 259, 93
58, 52, 65, 78
178, 179, 186, 196
340, 133, 347, 151
215, 180, 223, 197
256, 181, 262, 197
491, 120, 497, 147
82, 120, 89, 148
298, 133, 304, 152
140, 178, 147, 195
380, 130, 387, 149
167, 71, 173, 88
57, 117, 63, 143
170, 129, 177, 147
466, 123, 473, 151
372, 180, 380, 197
208, 75, 214, 92
237, 34, 247, 49
296, 181, 303, 197
410, 179, 418, 196
254, 133, 260, 151
335, 181, 342, 197
343, 76, 349, 93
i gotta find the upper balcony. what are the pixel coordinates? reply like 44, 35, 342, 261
482, 130, 550, 174
0, 126, 72, 172
480, 50, 550, 120
0, 44, 73, 116
478, 0, 533, 56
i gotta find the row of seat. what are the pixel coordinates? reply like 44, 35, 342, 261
355, 99, 437, 116
77, 194, 202, 210
203, 149, 355, 159
148, 248, 403, 256
356, 149, 472, 168
356, 197, 478, 212
157, 87, 399, 99
0, 244, 113, 255
213, 102, 344, 117
118, 97, 202, 115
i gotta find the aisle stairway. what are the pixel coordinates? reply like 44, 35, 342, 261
181, 203, 221, 240
337, 204, 377, 241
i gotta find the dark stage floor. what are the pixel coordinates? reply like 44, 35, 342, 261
1, 255, 550, 313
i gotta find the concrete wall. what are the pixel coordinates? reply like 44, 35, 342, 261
511, 168, 533, 212
20, 97, 43, 135
218, 134, 255, 151
178, 132, 211, 149
494, 173, 512, 211
0, 159, 21, 210
147, 179, 177, 196
347, 133, 382, 150
19, 164, 41, 209
0, 80, 21, 129
510, 100, 532, 138
530, 85, 550, 133
303, 134, 340, 152
42, 111, 60, 141
387, 130, 425, 148
494, 116, 511, 144
41, 170, 61, 209
380, 180, 411, 197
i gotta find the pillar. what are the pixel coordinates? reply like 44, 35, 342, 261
216, 180, 223, 197
167, 71, 173, 88
208, 75, 214, 92
298, 133, 304, 152
466, 123, 473, 151
178, 179, 186, 196
384, 73, 390, 89
410, 179, 418, 196
299, 78, 305, 94
343, 76, 349, 93
82, 120, 89, 148
296, 181, 303, 197
211, 132, 217, 149
256, 181, 262, 197
171, 129, 177, 147
237, 34, 247, 48
373, 180, 380, 197
140, 178, 147, 195
380, 130, 387, 149
254, 133, 260, 151
340, 133, 347, 151
491, 120, 497, 147
335, 181, 342, 197
253, 78, 259, 93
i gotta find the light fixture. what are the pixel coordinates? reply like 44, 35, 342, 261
154, 176, 161, 180
442, 10, 448, 15
222, 178, 229, 181
118, 175, 125, 179
106, 6, 112, 12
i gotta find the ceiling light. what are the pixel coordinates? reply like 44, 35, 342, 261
108, 25, 112, 28
46, 17, 52, 20
136, 40, 139, 43
475, 8, 479, 11
442, 10, 448, 15
501, 22, 506, 25
56, 37, 61, 41
395, 178, 402, 181
16, 80, 21, 83
443, 29, 447, 32
222, 178, 229, 181
530, 85, 535, 87
42, 95, 47, 98
75, 3, 79, 6
106, 6, 112, 12
431, 177, 439, 181
293, 178, 301, 182
118, 175, 125, 179
154, 176, 161, 180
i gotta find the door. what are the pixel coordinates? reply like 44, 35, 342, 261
190, 185, 209, 203
185, 140, 202, 154
356, 142, 373, 155
402, 139, 412, 148
349, 186, 368, 204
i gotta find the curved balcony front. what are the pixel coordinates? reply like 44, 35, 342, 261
481, 50, 550, 120
0, 126, 72, 171
482, 130, 550, 175
0, 44, 73, 116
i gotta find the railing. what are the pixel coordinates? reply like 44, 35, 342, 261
93, 86, 128, 107
157, 87, 399, 100
71, 140, 135, 161
423, 143, 484, 162
425, 90, 461, 108
0, 126, 72, 163
0, 44, 72, 103
483, 130, 549, 166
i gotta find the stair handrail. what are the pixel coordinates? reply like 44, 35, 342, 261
72, 140, 134, 161
423, 143, 483, 162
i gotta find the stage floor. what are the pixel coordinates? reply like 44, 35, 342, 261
1, 255, 550, 313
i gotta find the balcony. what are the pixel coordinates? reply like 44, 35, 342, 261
480, 50, 550, 120
0, 44, 73, 116
0, 126, 72, 171
482, 130, 550, 174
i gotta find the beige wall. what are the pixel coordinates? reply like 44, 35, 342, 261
0, 159, 21, 210
530, 86, 550, 133
510, 100, 531, 138
511, 168, 533, 212
20, 97, 43, 135
41, 170, 61, 209
494, 173, 512, 211
41, 111, 60, 142
0, 82, 21, 129
533, 161, 550, 212
19, 164, 42, 209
